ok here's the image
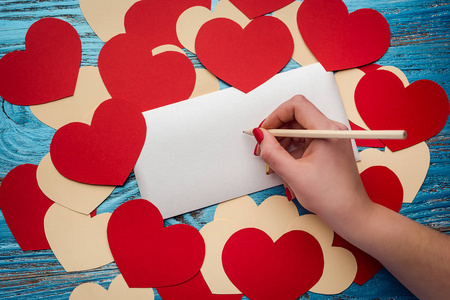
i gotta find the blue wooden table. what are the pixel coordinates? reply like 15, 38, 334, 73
0, 0, 448, 299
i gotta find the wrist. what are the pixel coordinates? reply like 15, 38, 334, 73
319, 191, 376, 241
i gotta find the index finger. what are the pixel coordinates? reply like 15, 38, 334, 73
261, 95, 337, 130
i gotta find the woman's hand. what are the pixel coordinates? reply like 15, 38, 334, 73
253, 95, 373, 227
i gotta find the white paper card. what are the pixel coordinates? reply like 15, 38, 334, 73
135, 63, 355, 218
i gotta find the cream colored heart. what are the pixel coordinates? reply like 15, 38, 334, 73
79, 0, 139, 42
190, 68, 220, 98
287, 214, 357, 294
334, 66, 409, 130
37, 153, 115, 215
214, 195, 299, 240
151, 44, 186, 56
69, 274, 154, 300
30, 66, 111, 129
272, 1, 318, 67
176, 0, 250, 54
200, 220, 241, 295
44, 203, 114, 272
357, 142, 430, 203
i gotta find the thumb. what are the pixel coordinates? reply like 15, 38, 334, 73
253, 128, 299, 180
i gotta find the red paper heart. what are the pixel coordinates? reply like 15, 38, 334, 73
333, 166, 403, 285
359, 63, 381, 74
98, 33, 196, 112
124, 0, 210, 49
355, 70, 449, 151
0, 164, 53, 251
361, 166, 404, 212
222, 228, 323, 300
196, 16, 294, 93
229, 0, 294, 19
0, 18, 81, 105
332, 234, 382, 286
107, 199, 206, 288
349, 121, 385, 148
297, 0, 390, 71
157, 271, 243, 300
50, 98, 146, 186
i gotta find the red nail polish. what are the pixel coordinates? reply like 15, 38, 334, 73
258, 118, 266, 128
253, 128, 264, 144
253, 143, 259, 156
285, 187, 293, 201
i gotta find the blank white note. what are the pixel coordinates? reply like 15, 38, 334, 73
135, 63, 355, 218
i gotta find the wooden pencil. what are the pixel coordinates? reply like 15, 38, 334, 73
243, 129, 407, 140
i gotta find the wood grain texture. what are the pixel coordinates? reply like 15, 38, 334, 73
0, 0, 448, 299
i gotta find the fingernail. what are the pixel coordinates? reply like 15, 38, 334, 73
265, 164, 270, 175
254, 144, 259, 156
253, 128, 264, 144
258, 118, 266, 128
285, 187, 293, 201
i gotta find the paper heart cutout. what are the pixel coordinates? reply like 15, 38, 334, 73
30, 66, 111, 130
222, 228, 324, 300
196, 16, 294, 93
357, 143, 430, 203
355, 70, 449, 151
349, 121, 385, 148
157, 271, 243, 300
0, 18, 81, 105
229, 0, 294, 19
287, 215, 357, 295
190, 68, 221, 98
272, 1, 318, 67
332, 234, 381, 286
333, 165, 403, 285
98, 34, 196, 112
107, 199, 205, 288
335, 65, 409, 132
297, 0, 390, 71
176, 1, 251, 54
79, 0, 138, 42
214, 195, 299, 240
124, 0, 211, 49
69, 274, 155, 300
200, 220, 242, 294
44, 203, 113, 272
50, 98, 146, 186
36, 153, 115, 215
362, 165, 404, 212
0, 164, 53, 251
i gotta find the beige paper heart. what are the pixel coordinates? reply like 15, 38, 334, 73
37, 153, 115, 215
357, 142, 430, 203
272, 1, 318, 66
287, 214, 357, 294
200, 220, 241, 294
151, 44, 186, 56
44, 203, 113, 272
30, 66, 111, 129
79, 0, 139, 42
215, 195, 299, 240
190, 68, 221, 98
69, 274, 154, 300
176, 0, 250, 54
335, 66, 409, 130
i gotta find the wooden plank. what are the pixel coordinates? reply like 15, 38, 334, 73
0, 0, 448, 299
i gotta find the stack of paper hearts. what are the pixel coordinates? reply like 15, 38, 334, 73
0, 0, 448, 299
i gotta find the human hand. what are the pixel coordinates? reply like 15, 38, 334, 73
253, 95, 372, 227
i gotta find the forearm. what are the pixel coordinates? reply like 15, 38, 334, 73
328, 201, 450, 300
